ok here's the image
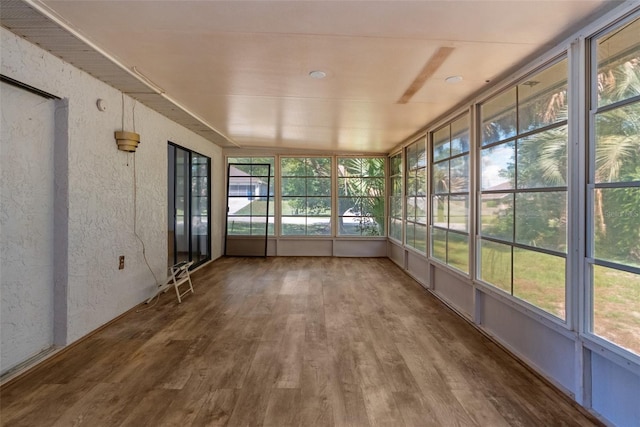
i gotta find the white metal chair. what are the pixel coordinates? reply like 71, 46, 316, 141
146, 260, 195, 304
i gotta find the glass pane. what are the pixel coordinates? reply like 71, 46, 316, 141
282, 178, 306, 196
517, 126, 568, 189
595, 102, 640, 184
480, 239, 512, 293
415, 196, 427, 225
365, 157, 385, 176
252, 157, 275, 170
363, 196, 384, 220
449, 195, 469, 233
414, 224, 427, 253
593, 265, 640, 356
390, 218, 402, 241
191, 155, 209, 264
406, 175, 417, 197
432, 227, 447, 261
341, 215, 384, 237
481, 142, 515, 190
513, 249, 566, 320
229, 163, 251, 175
433, 126, 450, 162
390, 195, 402, 218
227, 157, 250, 165
281, 157, 306, 176
596, 18, 640, 108
282, 197, 306, 215
451, 115, 470, 155
406, 196, 416, 222
339, 215, 361, 236
267, 196, 275, 217
416, 170, 427, 196
369, 217, 385, 237
391, 176, 402, 194
251, 220, 269, 236
432, 195, 448, 229
406, 143, 418, 170
338, 157, 359, 175
227, 216, 251, 235
307, 197, 331, 216
448, 232, 469, 273
363, 177, 384, 195
481, 87, 517, 145
310, 157, 331, 176
405, 222, 415, 247
282, 219, 306, 236
391, 154, 402, 176
308, 217, 331, 235
518, 59, 568, 133
432, 161, 449, 194
338, 178, 349, 197
308, 177, 331, 197
339, 197, 358, 215
174, 148, 189, 264
515, 191, 567, 253
416, 141, 427, 168
593, 187, 640, 267
251, 164, 270, 177
450, 155, 469, 193
481, 193, 514, 242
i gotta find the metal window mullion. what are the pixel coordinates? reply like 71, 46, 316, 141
593, 259, 640, 276
593, 181, 640, 189
595, 93, 640, 115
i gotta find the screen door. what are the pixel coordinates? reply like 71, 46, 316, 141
225, 163, 271, 256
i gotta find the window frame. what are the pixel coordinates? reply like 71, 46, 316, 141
280, 156, 333, 237
336, 156, 387, 237
389, 151, 404, 243
404, 138, 428, 253
430, 113, 471, 275
584, 14, 640, 361
476, 55, 570, 322
226, 157, 276, 236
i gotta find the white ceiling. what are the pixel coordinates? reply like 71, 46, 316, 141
30, 0, 620, 153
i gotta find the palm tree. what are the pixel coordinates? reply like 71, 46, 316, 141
337, 158, 385, 235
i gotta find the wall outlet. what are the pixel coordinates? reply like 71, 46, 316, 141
119, 255, 125, 270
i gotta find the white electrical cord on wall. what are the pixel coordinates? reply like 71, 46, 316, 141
121, 98, 162, 311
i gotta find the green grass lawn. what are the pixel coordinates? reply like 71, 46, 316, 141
477, 242, 640, 354
234, 200, 271, 215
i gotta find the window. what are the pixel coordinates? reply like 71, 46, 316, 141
405, 139, 427, 252
281, 157, 332, 236
589, 17, 640, 356
389, 152, 403, 242
337, 157, 385, 236
226, 157, 275, 236
431, 114, 470, 273
478, 58, 568, 320
168, 144, 210, 268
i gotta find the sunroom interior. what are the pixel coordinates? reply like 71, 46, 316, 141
1, 1, 639, 426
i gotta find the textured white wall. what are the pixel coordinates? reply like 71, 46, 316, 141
1, 27, 224, 345
0, 83, 56, 373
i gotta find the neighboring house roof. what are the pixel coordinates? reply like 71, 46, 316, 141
482, 180, 513, 200
229, 166, 266, 186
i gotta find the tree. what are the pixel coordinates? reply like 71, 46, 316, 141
337, 158, 385, 236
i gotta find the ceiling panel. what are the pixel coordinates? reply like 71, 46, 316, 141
4, 0, 622, 152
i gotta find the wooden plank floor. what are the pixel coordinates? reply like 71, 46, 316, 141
1, 257, 601, 427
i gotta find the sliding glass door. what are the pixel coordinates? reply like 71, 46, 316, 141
168, 143, 210, 268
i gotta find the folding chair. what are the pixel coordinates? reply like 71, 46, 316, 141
146, 260, 195, 304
